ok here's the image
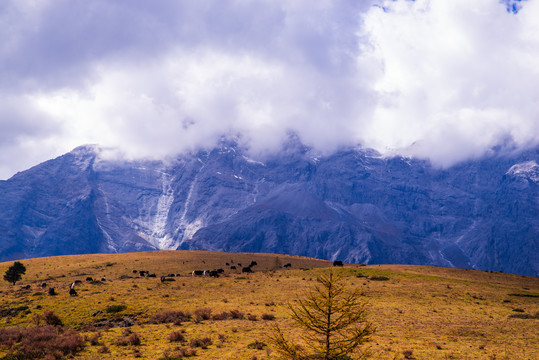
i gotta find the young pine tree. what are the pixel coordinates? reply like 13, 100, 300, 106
270, 268, 374, 360
4, 261, 26, 285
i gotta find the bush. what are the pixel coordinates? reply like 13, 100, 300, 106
194, 308, 212, 322
167, 331, 186, 343
88, 332, 102, 346
43, 311, 63, 326
370, 276, 390, 281
261, 313, 275, 320
229, 309, 244, 319
189, 337, 212, 349
105, 304, 127, 313
160, 347, 197, 359
247, 340, 267, 350
248, 314, 258, 321
115, 332, 141, 346
0, 325, 84, 359
149, 311, 191, 325
211, 312, 229, 321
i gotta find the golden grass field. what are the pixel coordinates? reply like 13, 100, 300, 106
0, 250, 537, 359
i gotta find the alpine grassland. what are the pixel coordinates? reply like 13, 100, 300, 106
0, 251, 537, 359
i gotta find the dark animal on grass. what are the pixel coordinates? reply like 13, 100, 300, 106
139, 271, 147, 277
209, 271, 220, 278
148, 274, 156, 278
242, 267, 253, 273
192, 270, 204, 276
238, 263, 242, 267
217, 269, 224, 273
69, 288, 78, 296
48, 287, 56, 296
230, 266, 237, 270
250, 261, 258, 267
161, 276, 166, 282
133, 270, 138, 273
74, 280, 83, 284
41, 283, 47, 288
101, 277, 106, 281
333, 260, 344, 267
283, 263, 292, 268
167, 274, 175, 277
86, 277, 93, 282
225, 262, 230, 266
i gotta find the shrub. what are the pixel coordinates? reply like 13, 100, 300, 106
1, 325, 84, 359
167, 331, 186, 343
43, 311, 63, 326
248, 314, 258, 321
160, 347, 197, 359
370, 276, 390, 281
149, 311, 191, 324
189, 337, 212, 349
194, 308, 212, 322
115, 332, 141, 346
261, 313, 275, 321
403, 349, 414, 359
105, 304, 127, 313
508, 313, 538, 319
229, 309, 244, 319
247, 340, 267, 350
211, 312, 229, 321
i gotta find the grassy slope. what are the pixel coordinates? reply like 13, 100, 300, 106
0, 251, 537, 360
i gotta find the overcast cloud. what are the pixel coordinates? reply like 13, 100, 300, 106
1, 0, 538, 179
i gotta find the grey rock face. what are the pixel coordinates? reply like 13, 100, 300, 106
1, 142, 537, 276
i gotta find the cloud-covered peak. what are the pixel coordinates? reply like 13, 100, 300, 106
1, 0, 538, 179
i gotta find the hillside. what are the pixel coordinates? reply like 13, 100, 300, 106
0, 141, 537, 276
0, 251, 537, 359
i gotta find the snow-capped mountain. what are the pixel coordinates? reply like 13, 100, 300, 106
1, 141, 537, 276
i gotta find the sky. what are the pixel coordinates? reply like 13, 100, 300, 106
1, 0, 538, 179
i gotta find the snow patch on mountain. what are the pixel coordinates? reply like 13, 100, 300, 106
506, 161, 539, 182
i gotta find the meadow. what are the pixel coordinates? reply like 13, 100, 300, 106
0, 250, 537, 359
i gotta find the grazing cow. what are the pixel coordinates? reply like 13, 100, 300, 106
283, 263, 292, 268
237, 263, 242, 267
209, 270, 220, 277
41, 283, 47, 288
216, 268, 224, 273
225, 262, 230, 266
242, 267, 253, 273
167, 274, 175, 277
230, 266, 237, 270
86, 277, 93, 282
133, 270, 138, 273
176, 274, 181, 277
69, 288, 78, 296
333, 260, 344, 267
101, 277, 106, 282
139, 271, 147, 277
148, 274, 156, 278
48, 287, 56, 296
74, 280, 83, 285
192, 270, 204, 276
249, 261, 258, 267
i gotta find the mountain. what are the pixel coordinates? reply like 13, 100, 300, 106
0, 141, 537, 276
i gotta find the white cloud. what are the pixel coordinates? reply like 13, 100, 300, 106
0, 0, 538, 179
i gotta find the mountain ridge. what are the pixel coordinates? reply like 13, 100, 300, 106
1, 142, 537, 276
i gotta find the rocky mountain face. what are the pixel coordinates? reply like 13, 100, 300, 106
1, 142, 537, 276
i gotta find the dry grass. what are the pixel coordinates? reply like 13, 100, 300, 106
0, 250, 537, 359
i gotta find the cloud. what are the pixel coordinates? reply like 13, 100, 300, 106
0, 0, 538, 179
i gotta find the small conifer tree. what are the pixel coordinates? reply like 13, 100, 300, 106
4, 261, 26, 285
270, 268, 374, 360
